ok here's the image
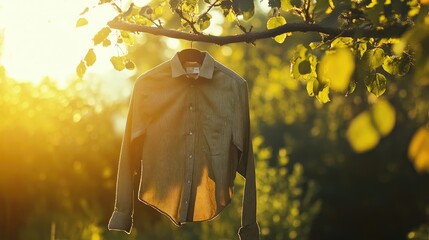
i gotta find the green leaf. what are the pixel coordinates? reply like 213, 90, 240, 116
93, 27, 111, 45
84, 49, 96, 67
76, 18, 88, 27
361, 47, 385, 72
365, 73, 387, 97
76, 61, 86, 78
382, 55, 411, 76
346, 111, 380, 153
318, 48, 355, 92
267, 16, 287, 43
370, 99, 395, 136
198, 13, 212, 31
110, 56, 125, 71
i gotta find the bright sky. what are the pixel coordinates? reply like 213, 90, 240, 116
0, 0, 231, 89
0, 0, 135, 87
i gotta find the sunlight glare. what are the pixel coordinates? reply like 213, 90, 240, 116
0, 0, 117, 85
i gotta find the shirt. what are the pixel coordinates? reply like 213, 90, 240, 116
108, 51, 260, 240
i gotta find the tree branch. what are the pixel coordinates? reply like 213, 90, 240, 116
108, 20, 411, 46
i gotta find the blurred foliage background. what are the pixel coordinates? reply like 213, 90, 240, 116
2, 0, 429, 240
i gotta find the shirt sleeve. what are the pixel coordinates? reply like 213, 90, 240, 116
234, 81, 260, 240
108, 81, 145, 234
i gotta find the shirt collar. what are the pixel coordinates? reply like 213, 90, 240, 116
170, 51, 215, 79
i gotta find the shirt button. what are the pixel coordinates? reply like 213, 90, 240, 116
189, 131, 193, 136
189, 105, 194, 111
185, 201, 188, 204
189, 155, 193, 159
187, 180, 191, 184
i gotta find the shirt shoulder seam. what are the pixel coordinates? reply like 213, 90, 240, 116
135, 60, 171, 83
214, 62, 246, 84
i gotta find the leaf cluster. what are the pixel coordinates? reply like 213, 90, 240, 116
290, 36, 412, 103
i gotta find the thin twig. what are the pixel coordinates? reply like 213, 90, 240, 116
201, 0, 221, 17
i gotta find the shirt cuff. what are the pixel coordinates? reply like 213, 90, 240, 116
108, 210, 133, 234
238, 222, 260, 240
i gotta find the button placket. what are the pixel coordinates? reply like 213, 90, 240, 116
180, 78, 197, 223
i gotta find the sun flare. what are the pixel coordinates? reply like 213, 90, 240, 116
0, 0, 117, 85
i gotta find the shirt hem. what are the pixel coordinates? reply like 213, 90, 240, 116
137, 196, 232, 226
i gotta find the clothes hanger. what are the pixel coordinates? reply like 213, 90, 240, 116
177, 42, 205, 64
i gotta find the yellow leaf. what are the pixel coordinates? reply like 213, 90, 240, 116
243, 9, 254, 21
306, 78, 316, 96
76, 61, 86, 78
408, 127, 429, 173
346, 111, 380, 153
102, 39, 111, 47
358, 42, 367, 57
364, 73, 387, 97
121, 31, 134, 45
84, 48, 96, 67
93, 27, 111, 45
225, 10, 236, 22
370, 99, 395, 136
330, 37, 354, 48
154, 4, 164, 17
318, 48, 355, 92
110, 56, 125, 71
267, 16, 287, 44
316, 85, 330, 103
281, 0, 293, 11
366, 0, 378, 8
76, 17, 88, 27
125, 60, 136, 70
408, 127, 429, 160
414, 153, 429, 173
